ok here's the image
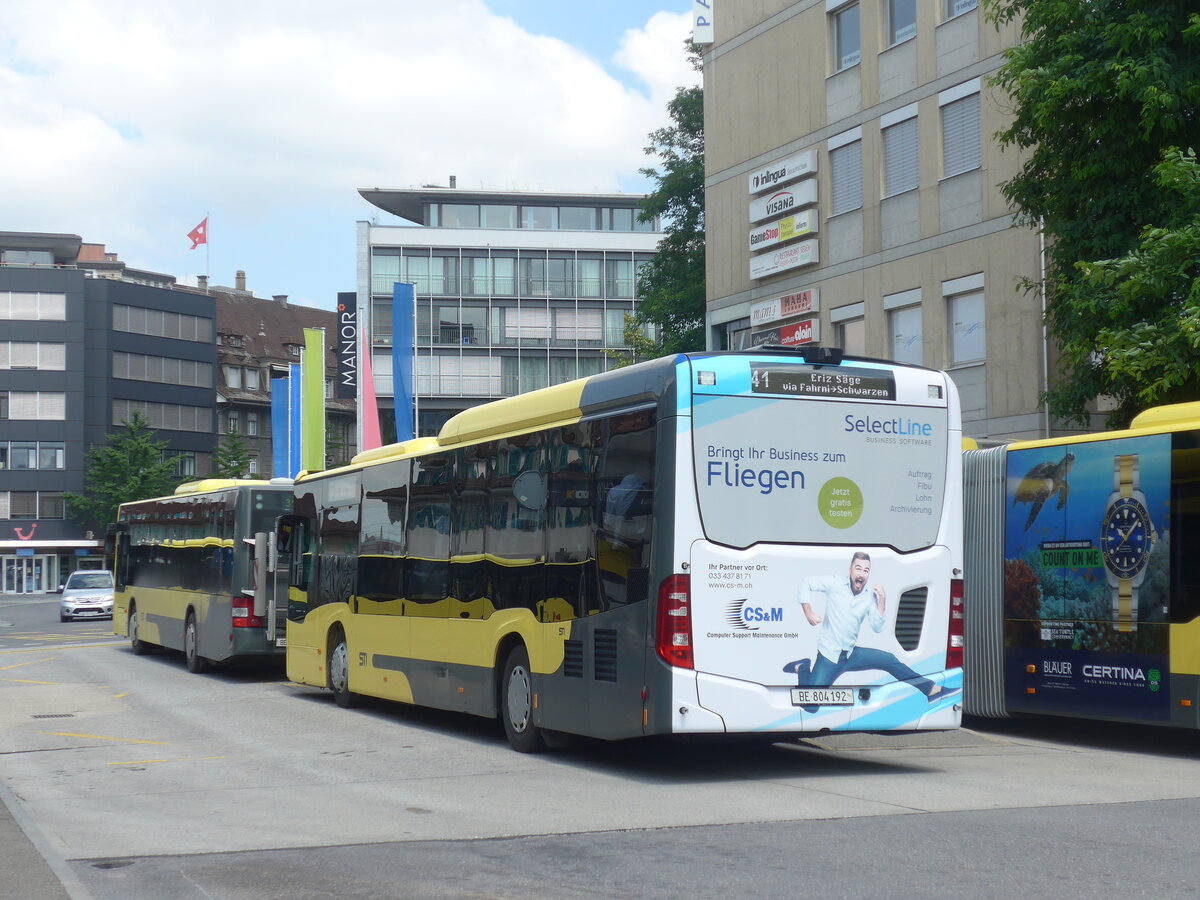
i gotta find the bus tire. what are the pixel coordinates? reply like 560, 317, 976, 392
501, 645, 546, 753
328, 629, 361, 709
184, 612, 208, 674
129, 603, 153, 655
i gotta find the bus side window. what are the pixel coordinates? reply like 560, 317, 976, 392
595, 410, 656, 609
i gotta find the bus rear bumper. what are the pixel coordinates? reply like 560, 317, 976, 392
686, 670, 962, 734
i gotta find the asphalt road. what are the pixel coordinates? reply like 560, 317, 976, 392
3, 594, 1199, 899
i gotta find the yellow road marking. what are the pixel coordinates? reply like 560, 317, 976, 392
113, 692, 129, 699
0, 658, 54, 671
40, 731, 170, 745
0, 642, 125, 655
1, 678, 61, 685
109, 756, 226, 767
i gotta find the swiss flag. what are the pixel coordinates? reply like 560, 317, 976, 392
187, 217, 208, 249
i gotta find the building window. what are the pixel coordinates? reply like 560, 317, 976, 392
113, 304, 212, 342
941, 86, 981, 178
829, 130, 863, 215
39, 492, 64, 519
9, 492, 37, 519
246, 412, 259, 436
0, 342, 66, 370
830, 2, 860, 72
0, 291, 66, 321
946, 0, 978, 18
883, 114, 919, 197
247, 455, 259, 476
945, 275, 986, 364
831, 303, 866, 356
0, 392, 65, 420
164, 450, 197, 478
559, 207, 597, 230
39, 442, 64, 469
244, 367, 260, 391
223, 365, 242, 389
227, 411, 240, 434
885, 289, 923, 365
521, 207, 558, 230
113, 399, 212, 433
441, 204, 480, 228
886, 0, 917, 45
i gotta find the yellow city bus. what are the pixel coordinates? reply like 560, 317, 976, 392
110, 479, 293, 672
275, 349, 966, 750
964, 401, 1200, 727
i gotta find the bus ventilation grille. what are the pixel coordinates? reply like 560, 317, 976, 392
894, 587, 928, 651
594, 629, 618, 682
564, 640, 584, 678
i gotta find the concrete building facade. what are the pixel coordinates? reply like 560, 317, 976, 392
701, 1, 1061, 441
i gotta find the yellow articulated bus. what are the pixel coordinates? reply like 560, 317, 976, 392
964, 401, 1200, 728
274, 348, 965, 751
110, 479, 294, 672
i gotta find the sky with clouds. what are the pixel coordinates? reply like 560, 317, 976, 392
1, 0, 699, 308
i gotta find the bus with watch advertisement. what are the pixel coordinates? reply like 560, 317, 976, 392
964, 402, 1200, 728
271, 347, 965, 751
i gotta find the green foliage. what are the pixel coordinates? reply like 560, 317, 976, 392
1067, 149, 1200, 416
632, 42, 706, 358
210, 430, 252, 479
986, 0, 1200, 426
62, 411, 180, 527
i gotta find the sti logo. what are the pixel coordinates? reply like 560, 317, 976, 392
725, 598, 783, 631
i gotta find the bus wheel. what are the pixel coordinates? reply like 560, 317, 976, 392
501, 645, 546, 753
328, 630, 361, 709
129, 604, 152, 656
184, 613, 208, 674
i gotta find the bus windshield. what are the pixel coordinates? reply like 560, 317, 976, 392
691, 389, 948, 551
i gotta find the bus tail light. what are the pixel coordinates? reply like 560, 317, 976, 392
655, 574, 693, 670
946, 578, 965, 670
232, 594, 264, 629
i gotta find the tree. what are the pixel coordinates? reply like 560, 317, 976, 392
986, 0, 1200, 426
629, 42, 706, 360
1065, 148, 1200, 411
210, 430, 252, 479
63, 412, 180, 527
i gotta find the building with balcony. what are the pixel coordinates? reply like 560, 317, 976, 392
356, 184, 661, 438
699, 2, 1074, 441
0, 232, 217, 593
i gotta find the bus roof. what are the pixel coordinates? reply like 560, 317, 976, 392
173, 478, 291, 495
999, 401, 1200, 453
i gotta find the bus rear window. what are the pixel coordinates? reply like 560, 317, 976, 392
691, 393, 948, 551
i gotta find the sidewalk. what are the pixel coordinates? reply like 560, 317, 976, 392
0, 780, 74, 900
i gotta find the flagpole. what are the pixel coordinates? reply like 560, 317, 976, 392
205, 211, 210, 286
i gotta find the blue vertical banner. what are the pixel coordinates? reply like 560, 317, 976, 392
392, 282, 415, 441
289, 363, 302, 477
270, 376, 289, 477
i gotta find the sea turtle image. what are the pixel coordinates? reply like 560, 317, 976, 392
1013, 451, 1075, 530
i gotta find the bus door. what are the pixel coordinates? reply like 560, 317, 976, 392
262, 517, 302, 647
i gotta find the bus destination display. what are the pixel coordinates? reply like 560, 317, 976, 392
750, 364, 896, 400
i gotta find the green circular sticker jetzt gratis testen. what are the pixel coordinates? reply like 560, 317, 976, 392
818, 477, 863, 529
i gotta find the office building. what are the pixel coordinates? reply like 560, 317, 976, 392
0, 232, 217, 593
356, 184, 661, 438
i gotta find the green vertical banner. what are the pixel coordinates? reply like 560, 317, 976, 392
301, 327, 326, 473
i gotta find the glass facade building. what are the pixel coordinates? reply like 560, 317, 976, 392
357, 187, 662, 438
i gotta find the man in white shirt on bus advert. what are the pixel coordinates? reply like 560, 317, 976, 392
784, 551, 946, 707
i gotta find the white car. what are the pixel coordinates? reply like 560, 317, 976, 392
59, 570, 115, 622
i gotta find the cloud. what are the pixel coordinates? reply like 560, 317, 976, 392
0, 0, 696, 304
